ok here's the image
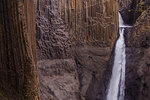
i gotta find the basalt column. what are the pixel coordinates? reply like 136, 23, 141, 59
58, 0, 118, 46
0, 0, 40, 100
58, 0, 119, 100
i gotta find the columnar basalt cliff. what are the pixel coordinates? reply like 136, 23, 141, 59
35, 0, 119, 100
58, 0, 118, 46
1, 0, 150, 100
58, 0, 119, 100
0, 0, 40, 100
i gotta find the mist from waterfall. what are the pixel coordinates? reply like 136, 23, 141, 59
106, 13, 129, 100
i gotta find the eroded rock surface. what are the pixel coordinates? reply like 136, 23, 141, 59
35, 0, 79, 100
58, 0, 118, 47
38, 59, 79, 100
58, 0, 119, 99
36, 0, 119, 100
125, 8, 150, 100
36, 0, 71, 60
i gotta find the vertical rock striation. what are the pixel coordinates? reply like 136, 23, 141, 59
0, 0, 40, 100
58, 0, 119, 100
58, 0, 118, 47
36, 0, 119, 100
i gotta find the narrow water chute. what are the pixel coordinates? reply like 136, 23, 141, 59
106, 13, 128, 100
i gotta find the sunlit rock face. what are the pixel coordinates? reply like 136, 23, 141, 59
58, 0, 119, 100
125, 8, 150, 100
58, 0, 118, 47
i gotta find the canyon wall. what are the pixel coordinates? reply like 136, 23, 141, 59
36, 0, 119, 100
125, 7, 150, 100
58, 0, 119, 100
0, 0, 39, 100
119, 0, 150, 24
2, 0, 150, 100
58, 0, 118, 47
35, 0, 79, 100
36, 0, 72, 60
119, 0, 150, 100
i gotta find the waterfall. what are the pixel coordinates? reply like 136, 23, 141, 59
106, 13, 130, 100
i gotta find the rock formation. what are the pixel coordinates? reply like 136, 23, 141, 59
36, 0, 72, 60
58, 0, 119, 99
125, 7, 150, 100
118, 0, 150, 100
35, 0, 79, 100
119, 0, 150, 24
58, 0, 118, 46
0, 0, 40, 100
36, 0, 119, 100
2, 0, 150, 100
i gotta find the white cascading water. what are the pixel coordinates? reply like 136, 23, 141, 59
106, 13, 130, 100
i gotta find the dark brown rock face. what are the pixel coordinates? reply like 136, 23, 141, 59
36, 0, 119, 100
125, 8, 150, 100
119, 0, 132, 24
0, 0, 40, 100
119, 0, 150, 24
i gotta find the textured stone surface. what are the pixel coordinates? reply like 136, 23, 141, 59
74, 46, 114, 100
119, 0, 132, 24
58, 0, 119, 99
119, 0, 150, 24
125, 7, 150, 100
35, 0, 79, 100
38, 59, 79, 100
35, 0, 119, 100
0, 0, 40, 100
36, 0, 71, 60
58, 0, 118, 47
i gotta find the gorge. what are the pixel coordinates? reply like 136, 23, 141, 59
0, 0, 150, 100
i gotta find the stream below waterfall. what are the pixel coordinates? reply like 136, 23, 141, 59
106, 13, 131, 100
